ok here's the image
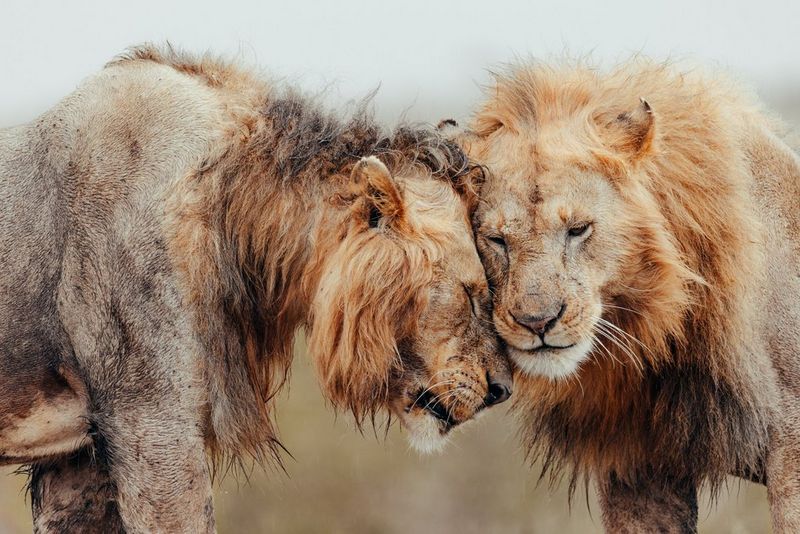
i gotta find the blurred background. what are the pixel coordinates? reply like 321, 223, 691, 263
1, 0, 797, 532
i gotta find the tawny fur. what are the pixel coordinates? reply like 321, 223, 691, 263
466, 59, 800, 531
1, 45, 509, 532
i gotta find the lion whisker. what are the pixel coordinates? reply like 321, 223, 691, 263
616, 282, 657, 294
428, 385, 470, 406
411, 379, 458, 406
591, 317, 643, 373
592, 331, 625, 369
602, 303, 644, 318
598, 317, 651, 355
594, 324, 636, 361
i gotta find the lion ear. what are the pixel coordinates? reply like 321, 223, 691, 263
436, 118, 460, 132
598, 98, 656, 159
436, 118, 475, 151
350, 156, 405, 229
473, 114, 506, 138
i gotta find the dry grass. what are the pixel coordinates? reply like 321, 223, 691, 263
0, 339, 772, 533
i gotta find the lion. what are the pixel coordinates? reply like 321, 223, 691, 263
0, 45, 511, 533
461, 60, 800, 532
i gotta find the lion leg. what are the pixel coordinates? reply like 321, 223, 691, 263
29, 419, 214, 534
766, 418, 800, 532
598, 473, 698, 533
29, 408, 214, 533
68, 312, 216, 532
30, 448, 125, 534
55, 223, 219, 531
89, 392, 215, 533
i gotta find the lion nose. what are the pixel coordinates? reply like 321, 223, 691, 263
484, 372, 512, 406
511, 303, 566, 336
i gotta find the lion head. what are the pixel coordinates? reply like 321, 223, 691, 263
465, 63, 714, 381
308, 137, 512, 453
162, 49, 514, 458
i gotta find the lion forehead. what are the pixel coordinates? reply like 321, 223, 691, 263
480, 169, 615, 239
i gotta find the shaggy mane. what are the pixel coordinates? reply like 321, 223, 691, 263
478, 60, 773, 495
113, 44, 476, 468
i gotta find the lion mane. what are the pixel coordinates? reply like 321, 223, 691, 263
112, 46, 478, 466
472, 60, 785, 495
16, 45, 508, 532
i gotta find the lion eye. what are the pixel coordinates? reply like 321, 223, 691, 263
463, 285, 478, 318
567, 222, 592, 239
487, 235, 507, 250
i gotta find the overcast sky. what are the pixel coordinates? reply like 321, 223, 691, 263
1, 0, 798, 127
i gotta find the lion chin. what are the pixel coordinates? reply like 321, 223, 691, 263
401, 412, 454, 454
508, 338, 593, 380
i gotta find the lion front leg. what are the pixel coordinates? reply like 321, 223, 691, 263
65, 309, 217, 532
766, 418, 800, 532
31, 414, 214, 534
30, 448, 125, 534
89, 388, 215, 533
598, 472, 699, 533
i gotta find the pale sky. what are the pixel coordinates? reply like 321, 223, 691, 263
1, 0, 798, 127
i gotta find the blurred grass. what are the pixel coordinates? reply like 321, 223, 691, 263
0, 340, 772, 533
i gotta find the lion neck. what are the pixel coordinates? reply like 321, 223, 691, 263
166, 92, 383, 462
216, 115, 381, 344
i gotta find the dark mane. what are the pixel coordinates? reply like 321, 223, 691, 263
113, 43, 473, 188
119, 43, 476, 468
254, 92, 473, 187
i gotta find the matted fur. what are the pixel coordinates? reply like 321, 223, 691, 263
466, 59, 800, 528
2, 45, 509, 532
125, 45, 504, 464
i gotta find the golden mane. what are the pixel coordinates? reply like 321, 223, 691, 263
475, 60, 774, 492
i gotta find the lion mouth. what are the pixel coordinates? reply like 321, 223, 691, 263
503, 338, 577, 354
507, 338, 594, 380
409, 389, 458, 432
528, 342, 576, 353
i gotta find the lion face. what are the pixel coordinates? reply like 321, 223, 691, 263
392, 174, 512, 453
472, 130, 634, 380
310, 157, 511, 453
464, 64, 707, 385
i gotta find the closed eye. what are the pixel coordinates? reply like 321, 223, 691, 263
567, 222, 592, 239
464, 284, 478, 318
486, 235, 507, 250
